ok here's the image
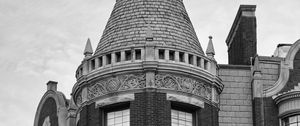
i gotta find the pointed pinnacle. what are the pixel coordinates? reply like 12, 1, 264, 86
206, 36, 215, 56
84, 38, 93, 56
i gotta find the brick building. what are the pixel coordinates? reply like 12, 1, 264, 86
34, 1, 300, 126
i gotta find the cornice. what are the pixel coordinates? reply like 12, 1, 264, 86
273, 91, 300, 105
72, 61, 223, 94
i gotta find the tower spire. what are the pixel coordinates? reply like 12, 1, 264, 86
206, 36, 215, 59
83, 38, 93, 57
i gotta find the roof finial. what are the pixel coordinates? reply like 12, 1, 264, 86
206, 36, 215, 59
146, 24, 153, 41
83, 38, 93, 57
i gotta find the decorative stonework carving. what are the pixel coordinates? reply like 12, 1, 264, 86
76, 91, 82, 106
155, 74, 212, 100
88, 74, 146, 100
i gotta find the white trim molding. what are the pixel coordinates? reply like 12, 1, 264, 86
264, 39, 300, 97
34, 90, 68, 126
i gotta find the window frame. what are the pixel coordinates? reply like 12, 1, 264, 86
169, 50, 175, 61
282, 114, 300, 126
102, 102, 130, 126
171, 102, 198, 126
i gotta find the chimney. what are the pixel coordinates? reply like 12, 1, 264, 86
47, 81, 58, 91
226, 5, 257, 65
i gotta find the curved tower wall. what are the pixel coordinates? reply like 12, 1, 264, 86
72, 0, 223, 126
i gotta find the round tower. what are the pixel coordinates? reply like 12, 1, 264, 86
73, 0, 223, 126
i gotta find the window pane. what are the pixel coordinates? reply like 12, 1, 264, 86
179, 111, 185, 119
159, 49, 165, 59
172, 123, 178, 126
186, 113, 192, 121
107, 109, 130, 126
290, 116, 297, 123
123, 116, 129, 122
123, 122, 130, 126
107, 113, 114, 119
115, 117, 122, 124
171, 109, 193, 126
135, 49, 141, 60
186, 122, 193, 126
172, 110, 178, 117
115, 111, 122, 117
123, 109, 130, 116
169, 51, 175, 61
179, 120, 185, 125
115, 124, 122, 126
107, 118, 114, 125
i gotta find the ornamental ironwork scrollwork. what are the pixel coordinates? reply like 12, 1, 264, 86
155, 74, 212, 100
88, 74, 146, 100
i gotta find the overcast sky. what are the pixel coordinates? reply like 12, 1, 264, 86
0, 0, 299, 126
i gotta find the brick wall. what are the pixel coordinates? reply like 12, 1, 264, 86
257, 57, 281, 89
228, 10, 257, 65
198, 103, 219, 126
219, 65, 253, 126
78, 103, 102, 126
78, 90, 219, 126
131, 91, 171, 126
253, 97, 279, 126
38, 98, 58, 126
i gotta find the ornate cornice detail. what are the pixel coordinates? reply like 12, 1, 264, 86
87, 73, 146, 100
155, 73, 212, 100
81, 72, 215, 104
273, 91, 300, 105
273, 83, 300, 104
75, 91, 82, 106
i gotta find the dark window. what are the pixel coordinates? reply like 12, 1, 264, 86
196, 57, 201, 67
169, 50, 175, 61
125, 50, 132, 61
91, 59, 95, 70
188, 54, 193, 65
159, 49, 165, 59
179, 52, 185, 62
76, 71, 79, 77
115, 52, 121, 62
204, 60, 208, 70
135, 49, 141, 60
99, 57, 103, 67
106, 54, 111, 65
80, 67, 83, 75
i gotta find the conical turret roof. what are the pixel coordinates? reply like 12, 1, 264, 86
95, 0, 204, 55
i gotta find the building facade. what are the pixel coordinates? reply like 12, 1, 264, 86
34, 1, 300, 126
